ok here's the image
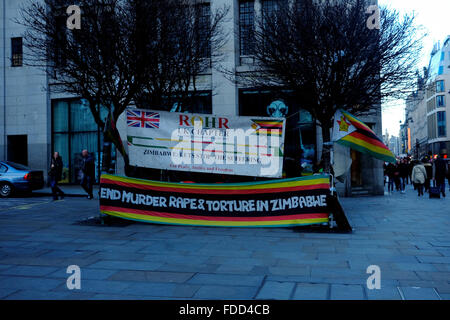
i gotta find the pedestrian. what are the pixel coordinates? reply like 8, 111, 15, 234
412, 159, 427, 197
423, 157, 433, 193
393, 161, 401, 191
398, 158, 409, 193
80, 149, 95, 199
433, 149, 448, 198
408, 159, 414, 186
48, 151, 65, 201
447, 161, 450, 192
386, 162, 396, 193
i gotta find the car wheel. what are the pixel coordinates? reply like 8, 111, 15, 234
0, 183, 13, 197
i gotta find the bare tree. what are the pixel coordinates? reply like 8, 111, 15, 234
131, 0, 229, 111
233, 0, 424, 171
18, 0, 229, 174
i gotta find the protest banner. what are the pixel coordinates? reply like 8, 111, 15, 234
126, 108, 286, 178
99, 174, 331, 227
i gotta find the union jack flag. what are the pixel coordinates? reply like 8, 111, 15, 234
127, 110, 160, 129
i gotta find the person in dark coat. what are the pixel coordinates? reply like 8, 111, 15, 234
408, 160, 414, 186
423, 157, 433, 193
393, 161, 401, 191
433, 149, 448, 198
80, 149, 95, 199
49, 152, 65, 201
386, 162, 396, 193
398, 159, 409, 193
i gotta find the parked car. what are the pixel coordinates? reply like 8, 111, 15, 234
0, 161, 44, 197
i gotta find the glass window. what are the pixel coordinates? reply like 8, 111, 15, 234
5, 161, 30, 170
11, 37, 23, 67
196, 3, 211, 59
436, 80, 445, 92
52, 99, 105, 183
239, 1, 255, 56
441, 51, 445, 61
427, 98, 435, 113
53, 100, 69, 133
53, 133, 70, 183
428, 114, 437, 139
70, 132, 98, 182
263, 0, 281, 18
438, 66, 444, 75
437, 111, 446, 137
437, 95, 446, 107
70, 99, 97, 132
0, 164, 8, 173
239, 89, 316, 175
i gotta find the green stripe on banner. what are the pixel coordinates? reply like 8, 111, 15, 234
99, 174, 332, 228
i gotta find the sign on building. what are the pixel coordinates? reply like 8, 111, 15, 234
126, 108, 286, 178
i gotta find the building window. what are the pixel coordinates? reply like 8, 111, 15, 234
427, 98, 435, 113
239, 1, 255, 56
438, 66, 444, 75
436, 80, 445, 92
196, 3, 211, 59
11, 37, 23, 67
262, 0, 282, 18
428, 114, 437, 139
426, 84, 435, 98
239, 89, 317, 175
436, 95, 446, 107
437, 111, 446, 137
52, 99, 109, 183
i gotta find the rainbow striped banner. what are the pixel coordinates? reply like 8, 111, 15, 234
99, 174, 331, 228
333, 109, 396, 163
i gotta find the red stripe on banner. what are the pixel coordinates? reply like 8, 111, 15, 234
100, 178, 330, 195
347, 131, 389, 150
100, 205, 329, 222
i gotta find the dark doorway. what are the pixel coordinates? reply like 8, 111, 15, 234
350, 149, 362, 187
7, 135, 28, 166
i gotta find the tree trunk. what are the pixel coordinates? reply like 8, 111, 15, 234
102, 112, 131, 177
321, 123, 333, 174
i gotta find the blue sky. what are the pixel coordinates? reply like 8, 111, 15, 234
378, 0, 450, 137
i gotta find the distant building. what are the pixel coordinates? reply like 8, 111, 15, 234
1, 0, 383, 196
403, 36, 450, 160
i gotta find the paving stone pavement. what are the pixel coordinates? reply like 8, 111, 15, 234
0, 183, 449, 300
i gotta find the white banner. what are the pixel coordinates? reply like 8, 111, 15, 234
126, 108, 286, 177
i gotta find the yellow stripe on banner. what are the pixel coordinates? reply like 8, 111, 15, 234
254, 121, 283, 125
102, 175, 330, 190
101, 210, 329, 227
341, 135, 393, 156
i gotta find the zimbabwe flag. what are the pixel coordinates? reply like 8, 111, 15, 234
332, 109, 396, 163
251, 119, 283, 136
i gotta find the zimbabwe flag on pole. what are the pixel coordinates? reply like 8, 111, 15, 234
332, 109, 396, 163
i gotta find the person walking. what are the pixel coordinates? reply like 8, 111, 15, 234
49, 152, 65, 201
398, 159, 409, 193
386, 162, 396, 194
423, 157, 433, 193
80, 149, 95, 199
433, 149, 448, 198
393, 161, 401, 191
447, 161, 450, 192
412, 159, 427, 197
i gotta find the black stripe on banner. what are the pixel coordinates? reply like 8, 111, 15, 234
99, 182, 331, 218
